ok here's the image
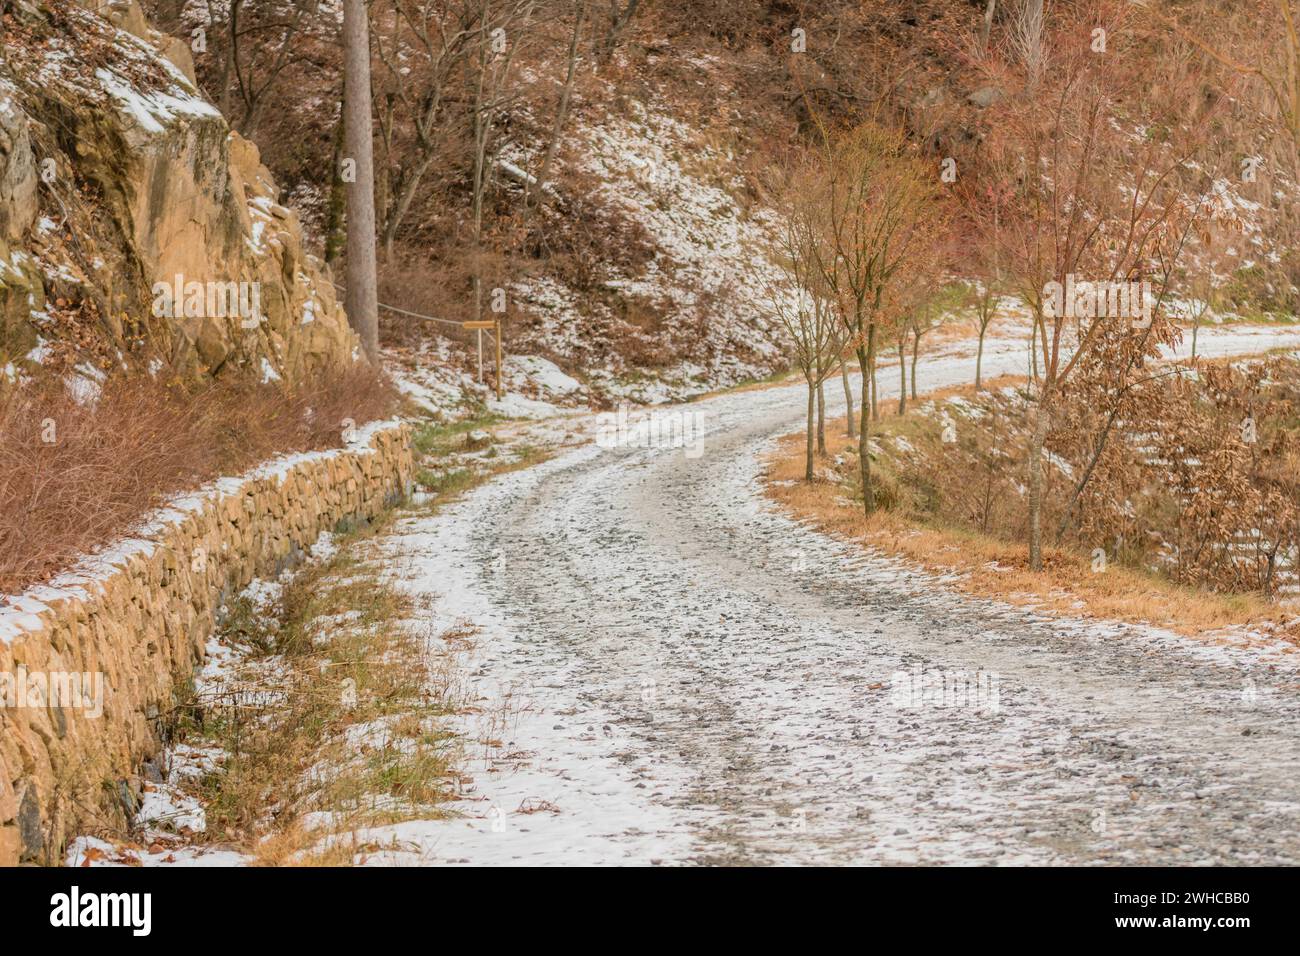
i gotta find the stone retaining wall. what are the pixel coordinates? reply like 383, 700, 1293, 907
0, 421, 414, 864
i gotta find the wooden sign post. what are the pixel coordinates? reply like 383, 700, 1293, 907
495, 318, 503, 400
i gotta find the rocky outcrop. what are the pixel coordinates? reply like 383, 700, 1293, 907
0, 0, 358, 382
0, 84, 38, 245
0, 421, 414, 865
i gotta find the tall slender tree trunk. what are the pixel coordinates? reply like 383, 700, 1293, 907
1030, 314, 1041, 381
870, 361, 879, 421
975, 324, 987, 389
856, 346, 873, 515
980, 0, 997, 52
805, 383, 815, 482
526, 0, 586, 215
897, 342, 907, 415
375, 94, 395, 258
868, 324, 879, 422
1027, 392, 1052, 571
910, 331, 920, 400
343, 0, 379, 360
816, 379, 827, 455
324, 114, 347, 268
840, 360, 856, 437
470, 11, 491, 330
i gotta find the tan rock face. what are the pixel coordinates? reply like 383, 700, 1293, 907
0, 83, 38, 245
0, 1, 359, 382
0, 423, 415, 865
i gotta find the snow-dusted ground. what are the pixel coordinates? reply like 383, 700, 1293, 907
508, 95, 789, 403
343, 324, 1300, 865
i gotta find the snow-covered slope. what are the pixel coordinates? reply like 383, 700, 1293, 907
509, 94, 790, 404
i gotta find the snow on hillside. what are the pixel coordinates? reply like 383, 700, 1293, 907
387, 338, 591, 421
511, 96, 790, 404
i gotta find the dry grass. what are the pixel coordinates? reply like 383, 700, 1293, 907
171, 518, 465, 865
0, 363, 397, 595
410, 415, 554, 510
763, 384, 1297, 642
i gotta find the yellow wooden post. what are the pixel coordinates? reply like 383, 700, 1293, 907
495, 318, 503, 400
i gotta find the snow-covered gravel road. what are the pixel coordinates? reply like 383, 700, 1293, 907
375, 326, 1300, 865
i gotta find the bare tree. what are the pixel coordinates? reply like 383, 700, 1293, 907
893, 319, 910, 416
372, 0, 480, 257
961, 165, 1012, 391
600, 0, 640, 60
370, 0, 537, 261
770, 203, 845, 482
249, 0, 322, 136
468, 1, 535, 326
988, 6, 1212, 569
523, 0, 587, 215
195, 0, 324, 136
882, 267, 928, 416
803, 122, 943, 514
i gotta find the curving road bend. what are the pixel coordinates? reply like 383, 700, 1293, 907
378, 327, 1300, 866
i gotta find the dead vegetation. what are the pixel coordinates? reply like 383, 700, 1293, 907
163, 517, 469, 866
764, 358, 1300, 640
0, 363, 396, 595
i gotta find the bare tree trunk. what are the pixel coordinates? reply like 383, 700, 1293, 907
856, 346, 873, 515
805, 383, 815, 481
870, 357, 879, 421
525, 0, 586, 214
980, 0, 998, 52
324, 112, 347, 268
867, 362, 875, 421
601, 0, 640, 59
470, 11, 490, 329
897, 342, 907, 415
1030, 314, 1040, 381
975, 323, 987, 389
343, 0, 379, 360
816, 379, 827, 455
1027, 395, 1051, 571
376, 92, 395, 256
840, 360, 856, 437
910, 328, 921, 401
382, 151, 437, 256
237, 0, 319, 138
218, 1, 240, 119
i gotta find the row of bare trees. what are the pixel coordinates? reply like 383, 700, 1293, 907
772, 118, 945, 510
771, 0, 1298, 582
